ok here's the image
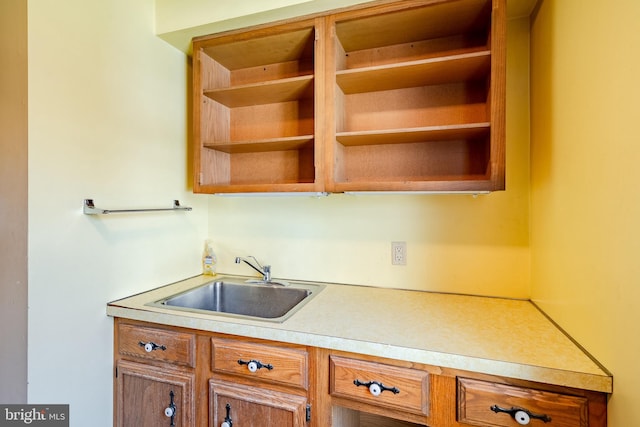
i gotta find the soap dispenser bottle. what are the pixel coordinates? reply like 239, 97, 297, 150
202, 239, 217, 276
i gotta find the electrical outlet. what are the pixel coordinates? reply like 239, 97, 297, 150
391, 241, 406, 265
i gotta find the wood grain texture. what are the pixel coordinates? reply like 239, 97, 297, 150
330, 356, 429, 416
336, 51, 491, 94
458, 377, 589, 427
118, 323, 196, 368
212, 337, 309, 390
116, 360, 195, 427
210, 380, 308, 427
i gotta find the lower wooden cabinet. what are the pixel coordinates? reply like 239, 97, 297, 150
114, 319, 311, 427
457, 378, 591, 427
115, 360, 195, 427
211, 337, 309, 391
113, 319, 608, 427
330, 355, 429, 417
210, 380, 308, 427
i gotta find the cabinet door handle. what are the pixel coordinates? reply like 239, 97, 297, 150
490, 405, 552, 425
221, 403, 233, 427
139, 341, 166, 353
237, 358, 273, 372
353, 379, 400, 396
164, 390, 177, 426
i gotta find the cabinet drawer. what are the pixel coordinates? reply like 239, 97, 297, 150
457, 378, 588, 427
118, 323, 196, 368
211, 338, 308, 390
330, 356, 429, 416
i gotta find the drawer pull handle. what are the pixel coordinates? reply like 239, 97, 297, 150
221, 403, 233, 427
238, 359, 273, 373
164, 390, 176, 426
139, 341, 167, 353
490, 405, 552, 425
353, 379, 400, 396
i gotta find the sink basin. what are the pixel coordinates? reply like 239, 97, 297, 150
149, 278, 323, 322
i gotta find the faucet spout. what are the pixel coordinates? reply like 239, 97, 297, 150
235, 256, 272, 282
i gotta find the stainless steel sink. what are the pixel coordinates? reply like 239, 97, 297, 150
148, 278, 323, 322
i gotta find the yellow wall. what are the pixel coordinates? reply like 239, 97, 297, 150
530, 0, 640, 425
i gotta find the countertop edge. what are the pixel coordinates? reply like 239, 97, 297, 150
106, 304, 613, 394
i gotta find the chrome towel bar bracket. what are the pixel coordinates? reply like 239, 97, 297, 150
83, 199, 192, 215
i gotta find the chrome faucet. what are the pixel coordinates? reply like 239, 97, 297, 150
235, 256, 271, 283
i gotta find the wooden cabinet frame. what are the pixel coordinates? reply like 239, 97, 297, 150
114, 319, 608, 427
192, 0, 506, 194
193, 18, 326, 193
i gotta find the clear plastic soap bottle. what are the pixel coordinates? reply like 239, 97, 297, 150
202, 239, 217, 276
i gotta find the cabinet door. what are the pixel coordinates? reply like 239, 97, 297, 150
210, 380, 307, 427
116, 360, 195, 427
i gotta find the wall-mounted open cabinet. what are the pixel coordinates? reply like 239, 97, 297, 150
192, 19, 325, 193
192, 0, 505, 194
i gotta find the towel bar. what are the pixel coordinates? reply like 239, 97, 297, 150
83, 199, 192, 215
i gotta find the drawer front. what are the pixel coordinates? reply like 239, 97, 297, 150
118, 323, 196, 367
457, 378, 588, 427
330, 356, 429, 416
211, 338, 308, 390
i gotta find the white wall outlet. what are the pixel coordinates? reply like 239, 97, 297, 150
391, 241, 407, 265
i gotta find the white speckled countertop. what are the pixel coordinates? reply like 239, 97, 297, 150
107, 275, 612, 394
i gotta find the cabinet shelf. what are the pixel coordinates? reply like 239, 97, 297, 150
204, 135, 314, 153
204, 75, 314, 108
336, 123, 490, 147
201, 27, 315, 71
334, 0, 491, 53
336, 51, 491, 94
333, 176, 496, 193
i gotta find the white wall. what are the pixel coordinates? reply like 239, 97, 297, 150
27, 0, 207, 424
